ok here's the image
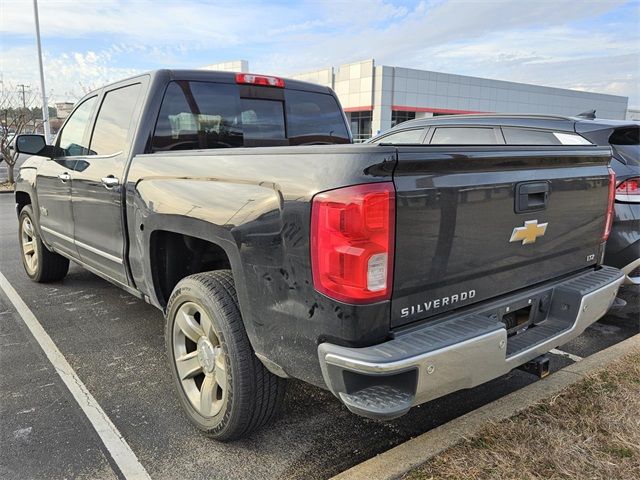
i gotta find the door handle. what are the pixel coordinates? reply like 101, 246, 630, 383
101, 176, 120, 189
515, 182, 549, 213
57, 172, 71, 182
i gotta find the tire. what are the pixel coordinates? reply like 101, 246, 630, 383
18, 205, 69, 283
165, 270, 286, 441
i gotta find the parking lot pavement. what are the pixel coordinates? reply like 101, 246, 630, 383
0, 296, 118, 480
0, 192, 638, 480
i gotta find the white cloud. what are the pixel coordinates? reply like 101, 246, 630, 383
1, 45, 140, 102
1, 0, 638, 107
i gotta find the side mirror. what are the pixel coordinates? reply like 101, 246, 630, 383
14, 134, 64, 159
15, 134, 46, 155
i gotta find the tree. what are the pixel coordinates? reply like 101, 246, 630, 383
1, 84, 44, 184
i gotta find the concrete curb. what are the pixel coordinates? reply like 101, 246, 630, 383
332, 333, 640, 480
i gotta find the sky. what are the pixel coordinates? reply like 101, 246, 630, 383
1, 0, 639, 108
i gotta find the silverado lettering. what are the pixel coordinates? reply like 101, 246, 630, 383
400, 289, 477, 318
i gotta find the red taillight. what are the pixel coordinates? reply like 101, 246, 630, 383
615, 177, 640, 203
235, 73, 285, 88
311, 182, 395, 304
603, 168, 616, 241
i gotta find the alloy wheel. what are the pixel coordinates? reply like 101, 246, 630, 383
21, 216, 38, 275
172, 301, 227, 417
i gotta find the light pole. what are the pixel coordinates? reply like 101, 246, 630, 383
17, 84, 28, 109
33, 0, 51, 142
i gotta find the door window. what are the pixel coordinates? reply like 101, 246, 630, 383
89, 84, 142, 156
57, 96, 97, 156
430, 127, 499, 144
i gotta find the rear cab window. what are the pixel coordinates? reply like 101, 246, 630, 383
151, 80, 350, 152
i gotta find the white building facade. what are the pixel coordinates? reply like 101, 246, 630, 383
292, 59, 629, 141
202, 59, 630, 141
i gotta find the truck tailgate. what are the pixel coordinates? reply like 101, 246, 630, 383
391, 145, 613, 327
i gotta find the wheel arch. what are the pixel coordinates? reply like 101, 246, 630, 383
137, 213, 258, 349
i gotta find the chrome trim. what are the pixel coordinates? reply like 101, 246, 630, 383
75, 239, 123, 264
319, 271, 624, 411
40, 225, 123, 264
101, 176, 120, 189
70, 256, 143, 299
40, 225, 74, 244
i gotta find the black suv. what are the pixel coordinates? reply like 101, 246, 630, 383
369, 114, 640, 284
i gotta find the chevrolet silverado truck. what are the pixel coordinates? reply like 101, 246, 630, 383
14, 70, 623, 440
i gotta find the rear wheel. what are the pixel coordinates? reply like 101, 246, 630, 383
165, 271, 286, 440
19, 205, 69, 282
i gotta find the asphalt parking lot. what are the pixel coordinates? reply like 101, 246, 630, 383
0, 192, 638, 480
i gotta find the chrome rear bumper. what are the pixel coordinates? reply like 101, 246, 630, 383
318, 267, 624, 420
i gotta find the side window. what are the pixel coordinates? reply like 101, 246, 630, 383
57, 96, 97, 156
502, 128, 561, 145
502, 128, 592, 145
373, 128, 424, 144
152, 81, 243, 152
89, 84, 142, 156
430, 127, 499, 145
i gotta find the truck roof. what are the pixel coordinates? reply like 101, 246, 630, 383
83, 68, 334, 97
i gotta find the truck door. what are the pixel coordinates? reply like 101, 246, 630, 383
36, 96, 98, 259
71, 82, 143, 285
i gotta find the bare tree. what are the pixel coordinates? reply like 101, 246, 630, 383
0, 83, 43, 184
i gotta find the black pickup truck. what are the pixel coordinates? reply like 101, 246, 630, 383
14, 70, 623, 440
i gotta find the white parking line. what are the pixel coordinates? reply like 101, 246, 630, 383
549, 348, 583, 362
0, 272, 151, 480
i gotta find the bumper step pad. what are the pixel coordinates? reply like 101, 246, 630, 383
340, 385, 413, 419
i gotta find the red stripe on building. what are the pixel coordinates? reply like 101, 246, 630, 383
392, 105, 487, 114
343, 106, 373, 112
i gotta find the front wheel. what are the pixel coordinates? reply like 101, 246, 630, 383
18, 205, 69, 283
165, 271, 286, 441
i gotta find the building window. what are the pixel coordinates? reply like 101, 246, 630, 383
391, 110, 416, 127
349, 111, 372, 142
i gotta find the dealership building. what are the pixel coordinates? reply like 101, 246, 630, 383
203, 59, 630, 141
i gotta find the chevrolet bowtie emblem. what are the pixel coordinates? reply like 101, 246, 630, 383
509, 220, 548, 245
